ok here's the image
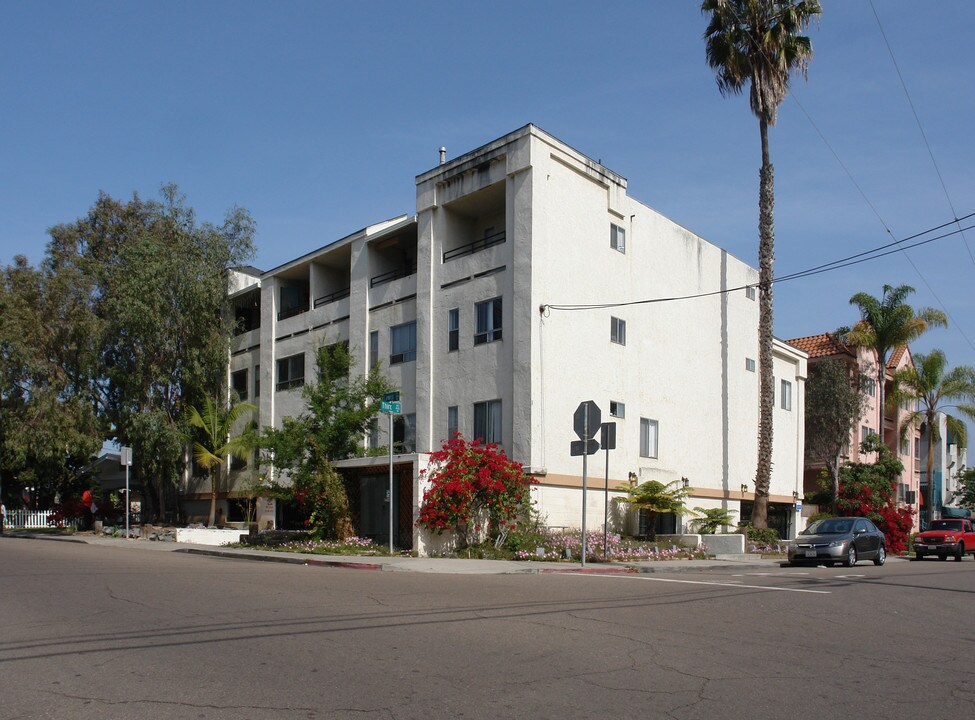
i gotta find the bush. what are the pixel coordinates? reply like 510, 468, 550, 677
739, 524, 780, 545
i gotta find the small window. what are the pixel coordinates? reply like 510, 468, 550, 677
640, 418, 658, 458
473, 399, 502, 446
474, 298, 502, 345
914, 437, 920, 456
610, 401, 625, 418
369, 330, 379, 368
745, 358, 756, 372
368, 419, 381, 450
610, 223, 626, 253
254, 365, 260, 399
448, 308, 459, 351
611, 317, 626, 345
861, 426, 876, 444
393, 413, 416, 453
867, 380, 876, 397
447, 405, 459, 439
231, 369, 248, 401
745, 286, 756, 300
900, 438, 909, 456
780, 380, 792, 411
390, 321, 417, 365
276, 353, 305, 391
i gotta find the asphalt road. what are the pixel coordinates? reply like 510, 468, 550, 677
2, 538, 974, 720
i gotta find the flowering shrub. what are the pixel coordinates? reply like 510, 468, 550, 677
259, 535, 385, 555
509, 529, 708, 562
417, 435, 535, 545
47, 497, 119, 527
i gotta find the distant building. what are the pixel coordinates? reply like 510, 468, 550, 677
192, 125, 807, 550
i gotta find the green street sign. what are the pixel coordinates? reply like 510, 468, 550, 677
382, 391, 401, 402
380, 401, 401, 414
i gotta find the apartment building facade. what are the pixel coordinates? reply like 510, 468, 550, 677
196, 125, 807, 551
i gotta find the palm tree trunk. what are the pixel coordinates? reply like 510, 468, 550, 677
926, 420, 935, 525
753, 117, 775, 529
877, 361, 886, 449
209, 469, 218, 527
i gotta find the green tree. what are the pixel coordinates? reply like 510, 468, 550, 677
689, 507, 737, 534
845, 284, 947, 446
702, 0, 821, 528
890, 349, 975, 516
262, 343, 393, 538
618, 479, 694, 538
952, 467, 975, 510
804, 356, 871, 512
187, 395, 258, 527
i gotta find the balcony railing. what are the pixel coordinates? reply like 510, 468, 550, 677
313, 287, 351, 308
443, 230, 506, 262
277, 305, 307, 321
370, 264, 416, 288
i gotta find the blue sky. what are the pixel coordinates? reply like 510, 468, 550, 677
3, 1, 974, 390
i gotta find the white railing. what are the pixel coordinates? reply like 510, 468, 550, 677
4, 509, 81, 530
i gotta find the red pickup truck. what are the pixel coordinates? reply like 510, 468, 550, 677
914, 518, 975, 561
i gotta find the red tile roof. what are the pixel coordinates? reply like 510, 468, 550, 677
785, 333, 854, 359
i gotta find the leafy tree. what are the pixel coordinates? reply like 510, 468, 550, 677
262, 343, 393, 538
844, 284, 947, 443
836, 435, 914, 554
187, 395, 257, 527
702, 0, 821, 528
952, 467, 975, 510
418, 434, 534, 548
890, 349, 975, 515
618, 479, 694, 538
804, 357, 871, 512
689, 507, 737, 534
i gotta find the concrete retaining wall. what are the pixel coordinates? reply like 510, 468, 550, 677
175, 528, 246, 546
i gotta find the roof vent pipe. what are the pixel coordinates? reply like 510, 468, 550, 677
439, 147, 446, 165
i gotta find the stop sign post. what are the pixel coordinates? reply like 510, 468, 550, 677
572, 401, 601, 566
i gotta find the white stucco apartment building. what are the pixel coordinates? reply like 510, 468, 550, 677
200, 125, 807, 551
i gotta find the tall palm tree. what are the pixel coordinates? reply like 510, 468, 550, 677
846, 284, 947, 444
891, 350, 975, 520
188, 395, 257, 527
702, 0, 821, 527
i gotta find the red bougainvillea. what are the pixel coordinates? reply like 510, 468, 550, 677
418, 435, 534, 543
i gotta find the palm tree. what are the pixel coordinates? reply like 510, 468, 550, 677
702, 0, 821, 527
845, 284, 947, 444
187, 395, 257, 527
890, 350, 975, 521
618, 479, 695, 539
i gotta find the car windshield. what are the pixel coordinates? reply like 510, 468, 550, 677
928, 520, 963, 531
803, 518, 853, 535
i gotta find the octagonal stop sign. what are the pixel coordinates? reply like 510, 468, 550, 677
573, 401, 601, 440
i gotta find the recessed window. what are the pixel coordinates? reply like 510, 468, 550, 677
473, 399, 502, 445
390, 321, 417, 365
369, 330, 379, 368
610, 223, 626, 253
640, 418, 659, 458
780, 379, 792, 411
861, 426, 876, 444
369, 419, 380, 450
867, 380, 876, 397
474, 298, 502, 345
448, 308, 459, 351
611, 317, 626, 345
276, 353, 305, 391
393, 413, 416, 453
610, 401, 625, 418
447, 405, 459, 439
745, 358, 756, 372
231, 369, 248, 401
745, 286, 756, 300
254, 365, 260, 398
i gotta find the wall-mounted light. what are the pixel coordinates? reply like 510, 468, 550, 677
793, 491, 799, 503
681, 477, 689, 488
740, 483, 748, 495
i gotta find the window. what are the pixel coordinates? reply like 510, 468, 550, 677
861, 426, 876, 444
474, 298, 502, 345
900, 438, 910, 456
254, 365, 260, 399
276, 353, 305, 391
611, 317, 626, 345
448, 308, 459, 351
867, 380, 876, 397
473, 399, 502, 445
640, 418, 659, 458
447, 405, 459, 439
393, 413, 416, 453
369, 330, 379, 368
231, 369, 248, 401
745, 285, 756, 300
780, 379, 792, 411
610, 223, 626, 253
915, 437, 920, 456
610, 401, 625, 418
745, 358, 756, 372
390, 321, 416, 364
368, 419, 380, 451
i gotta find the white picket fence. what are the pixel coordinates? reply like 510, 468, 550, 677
4, 508, 81, 530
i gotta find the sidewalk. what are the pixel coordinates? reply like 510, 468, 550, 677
4, 531, 787, 574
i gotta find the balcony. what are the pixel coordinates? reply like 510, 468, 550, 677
443, 230, 506, 262
371, 263, 416, 288
314, 286, 351, 308
277, 305, 308, 322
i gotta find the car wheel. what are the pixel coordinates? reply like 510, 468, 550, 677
955, 542, 964, 561
915, 552, 923, 561
938, 554, 948, 561
873, 545, 886, 566
844, 545, 857, 567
